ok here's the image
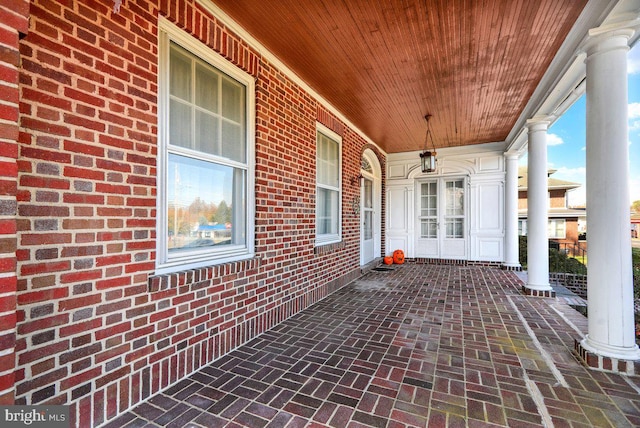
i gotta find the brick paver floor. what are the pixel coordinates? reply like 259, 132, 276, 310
108, 264, 640, 427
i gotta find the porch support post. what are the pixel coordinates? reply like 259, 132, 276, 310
524, 119, 553, 295
578, 28, 640, 364
503, 153, 521, 270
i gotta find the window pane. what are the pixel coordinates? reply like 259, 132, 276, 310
364, 210, 373, 240
195, 110, 218, 154
167, 154, 245, 252
170, 99, 192, 149
364, 178, 372, 209
317, 132, 339, 188
547, 219, 566, 239
361, 157, 372, 173
317, 187, 338, 235
222, 76, 244, 122
170, 45, 191, 101
170, 41, 246, 163
222, 121, 245, 162
195, 62, 218, 112
446, 218, 464, 238
421, 219, 437, 238
420, 182, 437, 217
446, 180, 464, 216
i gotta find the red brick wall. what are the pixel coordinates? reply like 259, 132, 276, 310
519, 189, 569, 210
549, 189, 567, 208
0, 0, 30, 406
13, 1, 384, 426
518, 190, 527, 210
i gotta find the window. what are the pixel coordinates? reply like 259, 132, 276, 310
157, 20, 255, 274
518, 219, 566, 238
518, 220, 527, 236
419, 182, 438, 239
548, 219, 566, 239
316, 125, 342, 244
444, 179, 465, 238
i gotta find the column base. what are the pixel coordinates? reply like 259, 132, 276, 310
521, 285, 555, 297
501, 263, 522, 271
575, 339, 640, 375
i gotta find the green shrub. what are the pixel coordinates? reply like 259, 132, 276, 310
633, 248, 640, 299
519, 236, 527, 269
549, 248, 587, 275
518, 235, 587, 274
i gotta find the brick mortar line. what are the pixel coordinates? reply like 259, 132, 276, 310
524, 377, 555, 428
496, 296, 553, 427
351, 266, 431, 425
506, 295, 568, 388
621, 374, 640, 395
483, 271, 551, 427
549, 303, 585, 340
518, 296, 640, 427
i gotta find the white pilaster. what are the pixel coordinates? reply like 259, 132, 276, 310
525, 119, 552, 292
504, 153, 521, 269
580, 28, 640, 361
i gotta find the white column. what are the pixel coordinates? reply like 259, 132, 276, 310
504, 153, 521, 269
581, 28, 640, 360
525, 119, 552, 292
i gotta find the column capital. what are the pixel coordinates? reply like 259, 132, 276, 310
584, 24, 636, 56
525, 117, 550, 132
588, 12, 638, 38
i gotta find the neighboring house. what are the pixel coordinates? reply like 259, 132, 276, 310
632, 213, 640, 238
517, 167, 585, 252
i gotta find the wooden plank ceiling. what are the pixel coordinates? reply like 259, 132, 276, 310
212, 0, 588, 153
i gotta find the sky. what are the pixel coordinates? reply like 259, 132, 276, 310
520, 42, 640, 208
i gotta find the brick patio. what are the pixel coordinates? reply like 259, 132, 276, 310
107, 264, 640, 427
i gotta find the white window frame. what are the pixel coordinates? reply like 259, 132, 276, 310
548, 219, 566, 239
315, 123, 342, 245
156, 19, 255, 274
443, 179, 465, 239
518, 219, 527, 236
418, 181, 438, 239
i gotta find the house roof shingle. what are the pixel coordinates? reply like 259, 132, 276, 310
518, 166, 581, 191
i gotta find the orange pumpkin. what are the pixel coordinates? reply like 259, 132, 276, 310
383, 256, 394, 265
392, 249, 405, 264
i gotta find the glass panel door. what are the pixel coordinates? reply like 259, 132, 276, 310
444, 179, 464, 238
419, 182, 438, 239
361, 177, 375, 263
416, 177, 467, 259
415, 180, 440, 258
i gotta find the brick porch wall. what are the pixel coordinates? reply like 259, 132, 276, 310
550, 272, 587, 299
11, 1, 385, 426
0, 0, 30, 406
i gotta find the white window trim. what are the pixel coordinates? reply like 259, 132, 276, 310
443, 179, 465, 239
518, 219, 527, 236
315, 123, 342, 246
548, 219, 567, 239
156, 18, 255, 275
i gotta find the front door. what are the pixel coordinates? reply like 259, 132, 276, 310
361, 177, 375, 264
415, 177, 467, 259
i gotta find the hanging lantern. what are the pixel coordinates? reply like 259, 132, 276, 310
420, 114, 437, 173
420, 150, 436, 173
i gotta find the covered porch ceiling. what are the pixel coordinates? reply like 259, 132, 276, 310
209, 0, 604, 154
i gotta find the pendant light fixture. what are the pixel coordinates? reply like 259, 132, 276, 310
419, 114, 437, 173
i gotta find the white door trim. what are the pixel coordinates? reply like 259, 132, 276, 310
360, 149, 382, 266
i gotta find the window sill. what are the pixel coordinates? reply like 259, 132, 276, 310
148, 256, 261, 293
314, 241, 346, 255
